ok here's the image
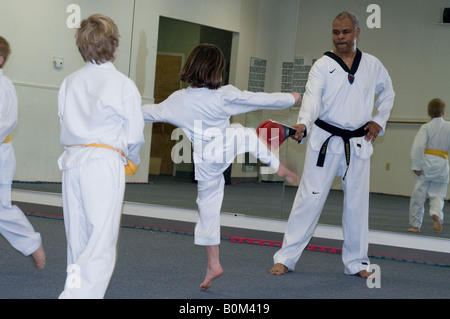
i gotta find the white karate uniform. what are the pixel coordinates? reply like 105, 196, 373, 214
409, 117, 450, 228
58, 61, 145, 298
143, 85, 295, 245
0, 69, 41, 257
273, 49, 395, 275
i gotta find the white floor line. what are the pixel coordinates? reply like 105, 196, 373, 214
12, 189, 450, 254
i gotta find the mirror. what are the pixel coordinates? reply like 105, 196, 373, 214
7, 1, 450, 242
140, 16, 289, 221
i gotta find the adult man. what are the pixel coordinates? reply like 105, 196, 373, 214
270, 11, 395, 277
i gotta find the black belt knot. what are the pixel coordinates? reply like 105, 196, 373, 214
314, 119, 368, 179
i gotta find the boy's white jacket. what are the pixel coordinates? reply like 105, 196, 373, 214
58, 62, 145, 171
411, 117, 450, 183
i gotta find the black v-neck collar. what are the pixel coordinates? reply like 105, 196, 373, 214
324, 48, 362, 75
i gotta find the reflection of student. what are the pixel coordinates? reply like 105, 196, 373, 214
0, 36, 45, 269
408, 98, 450, 234
58, 14, 145, 298
142, 44, 300, 290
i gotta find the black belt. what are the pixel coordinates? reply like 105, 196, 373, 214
315, 119, 368, 179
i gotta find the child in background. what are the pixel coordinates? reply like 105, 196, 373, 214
408, 98, 450, 234
142, 43, 300, 290
58, 14, 145, 298
0, 36, 45, 269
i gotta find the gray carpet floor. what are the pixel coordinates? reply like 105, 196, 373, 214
0, 211, 448, 301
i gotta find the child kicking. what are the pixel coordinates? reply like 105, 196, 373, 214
142, 43, 300, 289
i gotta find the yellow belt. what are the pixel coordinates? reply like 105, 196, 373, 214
424, 148, 448, 159
3, 135, 11, 144
67, 143, 139, 175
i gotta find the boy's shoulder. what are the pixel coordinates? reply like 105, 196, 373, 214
424, 117, 450, 129
0, 71, 14, 90
66, 62, 132, 83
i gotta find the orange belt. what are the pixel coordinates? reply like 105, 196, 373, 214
2, 135, 11, 144
424, 148, 448, 160
67, 143, 139, 175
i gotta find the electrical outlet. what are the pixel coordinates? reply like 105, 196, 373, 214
53, 57, 64, 70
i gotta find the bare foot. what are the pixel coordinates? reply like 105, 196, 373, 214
31, 244, 45, 270
269, 263, 288, 275
277, 164, 299, 186
356, 269, 372, 278
200, 264, 223, 290
432, 215, 442, 233
407, 227, 420, 233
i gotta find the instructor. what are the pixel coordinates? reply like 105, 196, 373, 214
270, 11, 395, 277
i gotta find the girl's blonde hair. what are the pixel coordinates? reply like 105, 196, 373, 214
76, 14, 119, 64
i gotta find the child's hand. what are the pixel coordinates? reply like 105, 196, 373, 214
413, 170, 423, 176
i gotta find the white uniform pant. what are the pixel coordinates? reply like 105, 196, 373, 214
0, 184, 41, 256
59, 156, 125, 299
194, 124, 279, 246
274, 145, 370, 275
195, 175, 225, 246
409, 177, 446, 228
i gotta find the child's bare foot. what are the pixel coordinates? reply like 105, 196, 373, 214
269, 263, 288, 275
432, 215, 442, 233
356, 269, 372, 278
200, 245, 223, 290
276, 163, 299, 186
200, 264, 223, 290
31, 244, 45, 269
407, 227, 420, 233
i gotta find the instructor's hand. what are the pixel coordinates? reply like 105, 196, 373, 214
364, 121, 382, 143
292, 124, 306, 141
291, 92, 301, 104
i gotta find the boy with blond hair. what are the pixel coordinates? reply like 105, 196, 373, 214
58, 14, 145, 298
0, 36, 45, 270
408, 98, 450, 234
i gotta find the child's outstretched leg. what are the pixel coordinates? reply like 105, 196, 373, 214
276, 162, 299, 186
239, 124, 299, 186
200, 245, 223, 290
